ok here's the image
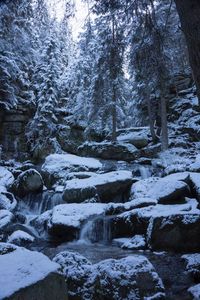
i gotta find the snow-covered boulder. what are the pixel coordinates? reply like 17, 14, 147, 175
0, 210, 14, 233
48, 203, 107, 241
188, 284, 200, 300
117, 130, 149, 149
53, 251, 94, 300
63, 171, 133, 203
7, 230, 35, 246
115, 199, 199, 238
190, 155, 200, 172
54, 251, 165, 300
41, 153, 102, 188
0, 243, 68, 300
147, 213, 200, 252
0, 166, 14, 188
130, 176, 190, 204
114, 235, 146, 250
78, 141, 139, 161
12, 169, 44, 197
0, 191, 17, 211
182, 254, 200, 281
94, 256, 165, 300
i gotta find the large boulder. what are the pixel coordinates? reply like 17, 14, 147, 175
117, 129, 149, 149
41, 153, 102, 188
12, 169, 44, 197
48, 203, 107, 241
53, 251, 165, 300
78, 141, 139, 161
147, 213, 200, 252
188, 284, 200, 300
0, 243, 68, 300
130, 176, 190, 204
63, 171, 133, 203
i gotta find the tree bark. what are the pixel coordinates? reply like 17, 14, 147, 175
160, 94, 168, 151
175, 0, 200, 105
147, 94, 158, 143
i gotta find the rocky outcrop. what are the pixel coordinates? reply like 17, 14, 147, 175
53, 251, 165, 300
182, 254, 200, 281
12, 169, 44, 198
0, 243, 68, 300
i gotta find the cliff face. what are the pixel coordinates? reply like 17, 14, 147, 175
0, 105, 31, 160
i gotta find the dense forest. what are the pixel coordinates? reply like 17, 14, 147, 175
0, 1, 200, 300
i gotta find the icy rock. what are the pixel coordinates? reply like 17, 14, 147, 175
48, 203, 107, 241
0, 166, 14, 188
63, 171, 133, 203
0, 244, 68, 300
0, 191, 17, 211
41, 153, 102, 188
182, 254, 200, 281
188, 284, 200, 300
147, 213, 200, 252
54, 251, 165, 300
0, 210, 14, 233
121, 235, 146, 250
8, 230, 35, 246
12, 169, 44, 197
189, 173, 200, 202
78, 141, 139, 161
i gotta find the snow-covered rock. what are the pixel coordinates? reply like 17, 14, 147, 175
41, 153, 102, 188
188, 284, 200, 300
117, 130, 149, 149
190, 155, 200, 172
0, 210, 14, 233
0, 166, 14, 188
190, 173, 200, 202
63, 171, 133, 203
48, 203, 107, 241
12, 169, 44, 197
114, 235, 146, 250
0, 243, 68, 300
116, 199, 199, 238
54, 251, 165, 300
8, 230, 35, 246
182, 253, 200, 281
78, 141, 139, 161
0, 191, 17, 211
130, 176, 190, 204
147, 212, 200, 252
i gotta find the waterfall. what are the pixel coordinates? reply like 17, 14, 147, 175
139, 165, 152, 179
17, 191, 64, 216
78, 215, 113, 244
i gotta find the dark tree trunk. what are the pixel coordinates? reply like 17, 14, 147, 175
147, 94, 158, 143
175, 0, 200, 105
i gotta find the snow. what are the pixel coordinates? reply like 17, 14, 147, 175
182, 253, 200, 275
0, 192, 17, 211
189, 172, 200, 199
0, 210, 14, 230
8, 230, 35, 245
42, 153, 102, 173
49, 203, 107, 228
0, 244, 59, 299
64, 171, 132, 191
130, 177, 160, 199
114, 235, 146, 250
188, 284, 200, 300
0, 167, 14, 188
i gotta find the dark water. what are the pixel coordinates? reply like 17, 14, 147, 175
41, 242, 193, 300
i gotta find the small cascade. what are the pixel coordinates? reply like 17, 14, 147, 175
17, 191, 64, 216
138, 165, 152, 179
78, 215, 113, 244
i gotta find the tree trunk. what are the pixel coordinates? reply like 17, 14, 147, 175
111, 92, 117, 142
111, 14, 117, 143
160, 94, 168, 151
175, 0, 200, 105
147, 95, 158, 143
